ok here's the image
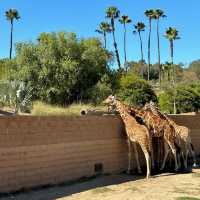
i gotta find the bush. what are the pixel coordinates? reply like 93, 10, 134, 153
85, 74, 112, 105
117, 74, 157, 107
159, 83, 200, 113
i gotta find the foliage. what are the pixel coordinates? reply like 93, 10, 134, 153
117, 73, 157, 106
0, 59, 8, 80
119, 15, 132, 24
188, 60, 200, 79
85, 74, 113, 105
5, 9, 20, 21
13, 32, 112, 105
165, 27, 180, 41
159, 83, 200, 113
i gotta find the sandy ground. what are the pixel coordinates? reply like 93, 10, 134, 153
1, 169, 200, 200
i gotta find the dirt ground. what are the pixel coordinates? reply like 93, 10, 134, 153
1, 169, 200, 200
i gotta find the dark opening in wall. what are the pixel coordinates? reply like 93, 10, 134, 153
94, 163, 103, 174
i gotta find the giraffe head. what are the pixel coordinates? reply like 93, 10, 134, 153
103, 95, 116, 105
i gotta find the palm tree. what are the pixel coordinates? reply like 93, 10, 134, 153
5, 9, 20, 59
96, 22, 112, 49
165, 27, 180, 79
133, 22, 145, 63
133, 22, 146, 78
165, 27, 180, 114
106, 6, 121, 70
145, 9, 154, 81
153, 9, 166, 85
119, 15, 132, 69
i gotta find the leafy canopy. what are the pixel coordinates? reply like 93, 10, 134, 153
118, 73, 157, 106
13, 32, 112, 105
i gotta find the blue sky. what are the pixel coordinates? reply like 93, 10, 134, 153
0, 0, 199, 67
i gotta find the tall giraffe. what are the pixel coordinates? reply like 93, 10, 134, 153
103, 95, 152, 179
147, 101, 197, 169
128, 105, 179, 171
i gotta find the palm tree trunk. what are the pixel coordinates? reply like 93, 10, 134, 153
103, 31, 107, 49
139, 30, 144, 78
9, 20, 13, 59
157, 19, 161, 85
138, 31, 144, 62
170, 40, 176, 114
170, 40, 174, 82
111, 18, 121, 70
124, 23, 127, 66
147, 18, 152, 81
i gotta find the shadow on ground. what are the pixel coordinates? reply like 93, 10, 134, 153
0, 173, 144, 200
1, 164, 199, 200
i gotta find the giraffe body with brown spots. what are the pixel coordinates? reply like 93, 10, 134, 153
147, 102, 197, 168
128, 106, 179, 171
103, 95, 152, 179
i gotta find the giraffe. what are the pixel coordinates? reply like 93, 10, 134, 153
103, 95, 152, 179
128, 105, 179, 171
147, 101, 197, 169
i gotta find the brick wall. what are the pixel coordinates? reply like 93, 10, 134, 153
169, 114, 200, 155
0, 115, 199, 193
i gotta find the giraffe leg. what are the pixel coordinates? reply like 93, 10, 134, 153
160, 142, 170, 171
189, 143, 197, 167
143, 150, 151, 179
127, 139, 132, 174
133, 142, 142, 174
168, 143, 179, 171
177, 151, 181, 168
150, 136, 155, 170
184, 148, 189, 169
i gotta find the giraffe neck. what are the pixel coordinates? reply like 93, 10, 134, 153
115, 100, 137, 124
133, 107, 147, 119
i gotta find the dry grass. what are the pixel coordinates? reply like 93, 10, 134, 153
31, 101, 107, 116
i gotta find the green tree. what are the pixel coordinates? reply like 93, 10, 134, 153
153, 9, 166, 85
14, 32, 112, 105
159, 83, 200, 113
188, 60, 200, 79
118, 73, 157, 106
106, 6, 121, 70
86, 74, 112, 105
119, 15, 132, 69
145, 9, 154, 81
95, 22, 112, 49
5, 9, 20, 59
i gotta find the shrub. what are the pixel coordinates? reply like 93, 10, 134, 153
159, 83, 200, 113
85, 74, 112, 105
117, 74, 157, 107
